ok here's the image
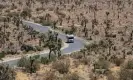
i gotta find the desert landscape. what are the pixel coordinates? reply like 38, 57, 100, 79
1, 0, 133, 80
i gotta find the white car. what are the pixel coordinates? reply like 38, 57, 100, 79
66, 34, 74, 43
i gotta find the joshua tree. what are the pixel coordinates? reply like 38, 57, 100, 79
85, 42, 99, 54
53, 20, 57, 29
56, 38, 62, 57
38, 33, 46, 46
47, 31, 62, 59
106, 12, 110, 20
89, 4, 98, 19
80, 48, 86, 57
29, 57, 36, 74
91, 19, 98, 30
40, 0, 44, 8
20, 8, 31, 19
45, 13, 51, 22
83, 26, 88, 38
47, 39, 56, 59
18, 56, 39, 74
58, 17, 63, 26
99, 39, 114, 56
128, 30, 133, 41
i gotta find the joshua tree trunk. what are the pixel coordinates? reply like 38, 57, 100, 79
49, 49, 52, 59
108, 46, 111, 55
94, 11, 96, 19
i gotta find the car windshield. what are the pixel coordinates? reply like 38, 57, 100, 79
67, 34, 74, 39
68, 37, 74, 39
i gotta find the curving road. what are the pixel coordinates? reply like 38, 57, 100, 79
0, 21, 86, 67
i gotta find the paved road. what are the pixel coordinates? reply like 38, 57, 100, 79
1, 21, 85, 67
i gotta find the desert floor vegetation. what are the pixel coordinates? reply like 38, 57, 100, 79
0, 0, 133, 80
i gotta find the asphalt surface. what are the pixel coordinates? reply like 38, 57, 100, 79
0, 21, 85, 67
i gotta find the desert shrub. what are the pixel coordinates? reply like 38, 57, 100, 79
41, 54, 56, 64
73, 60, 80, 68
123, 59, 133, 69
0, 17, 7, 22
43, 71, 58, 80
0, 51, 5, 60
42, 20, 52, 26
58, 55, 68, 60
89, 73, 97, 80
107, 74, 117, 80
56, 11, 66, 18
25, 58, 40, 73
17, 56, 28, 67
7, 12, 19, 18
112, 58, 124, 66
10, 3, 17, 10
52, 60, 70, 74
119, 69, 133, 80
20, 8, 31, 19
35, 46, 43, 51
64, 73, 80, 80
32, 55, 40, 60
71, 52, 83, 59
106, 71, 117, 80
49, 54, 57, 62
119, 60, 133, 80
0, 64, 15, 80
94, 30, 99, 35
94, 60, 109, 69
64, 29, 70, 34
36, 7, 45, 11
17, 56, 40, 73
0, 4, 6, 9
6, 50, 19, 55
80, 57, 90, 65
21, 44, 36, 52
41, 57, 49, 64
93, 59, 109, 74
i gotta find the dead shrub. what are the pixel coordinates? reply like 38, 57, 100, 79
70, 52, 83, 59
123, 59, 133, 69
80, 57, 90, 65
43, 71, 58, 80
52, 60, 70, 74
119, 69, 133, 80
64, 73, 80, 80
